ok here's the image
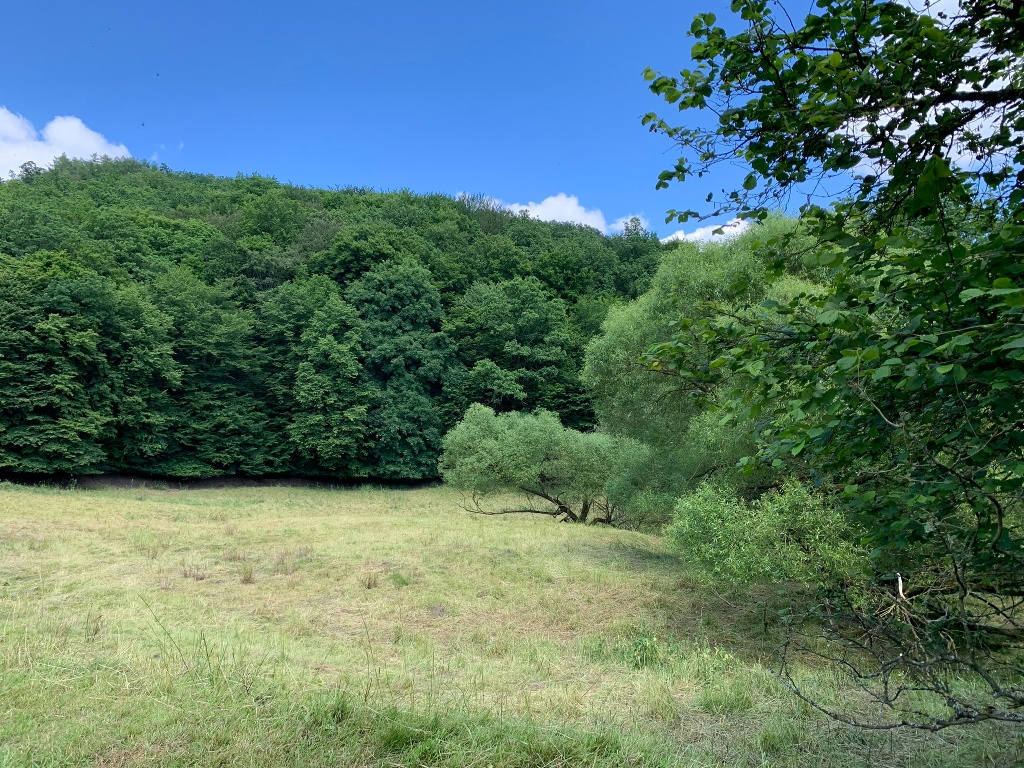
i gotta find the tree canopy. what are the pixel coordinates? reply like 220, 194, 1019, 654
0, 158, 664, 480
439, 404, 648, 524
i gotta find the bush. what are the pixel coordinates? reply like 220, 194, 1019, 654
665, 481, 867, 585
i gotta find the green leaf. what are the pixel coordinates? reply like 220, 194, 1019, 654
816, 309, 840, 324
998, 336, 1024, 351
818, 251, 843, 268
1004, 293, 1024, 308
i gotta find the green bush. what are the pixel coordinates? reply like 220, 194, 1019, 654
666, 481, 867, 585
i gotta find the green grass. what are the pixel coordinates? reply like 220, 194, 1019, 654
0, 482, 1020, 767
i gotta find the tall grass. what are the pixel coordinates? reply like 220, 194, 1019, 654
0, 482, 1019, 766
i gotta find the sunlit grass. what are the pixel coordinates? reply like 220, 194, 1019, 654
0, 482, 1019, 766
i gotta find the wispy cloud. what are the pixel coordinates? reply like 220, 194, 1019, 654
662, 217, 750, 243
0, 107, 130, 178
504, 193, 646, 235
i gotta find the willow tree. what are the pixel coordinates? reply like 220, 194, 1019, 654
439, 404, 648, 524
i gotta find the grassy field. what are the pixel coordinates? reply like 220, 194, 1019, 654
0, 482, 1020, 767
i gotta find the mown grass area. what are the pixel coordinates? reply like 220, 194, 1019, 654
1, 482, 1020, 767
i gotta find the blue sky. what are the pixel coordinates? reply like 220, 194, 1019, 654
2, 0, 745, 239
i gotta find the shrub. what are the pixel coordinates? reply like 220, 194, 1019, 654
666, 481, 867, 585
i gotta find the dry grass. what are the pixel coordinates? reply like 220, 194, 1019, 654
0, 482, 1019, 767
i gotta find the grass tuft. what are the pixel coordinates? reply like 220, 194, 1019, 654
240, 562, 255, 584
180, 558, 209, 581
389, 571, 412, 587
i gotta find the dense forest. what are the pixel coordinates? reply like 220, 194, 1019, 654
0, 157, 662, 480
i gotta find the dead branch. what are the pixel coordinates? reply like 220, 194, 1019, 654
474, 508, 565, 518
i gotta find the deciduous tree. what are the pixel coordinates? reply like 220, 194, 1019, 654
645, 0, 1024, 728
439, 404, 647, 523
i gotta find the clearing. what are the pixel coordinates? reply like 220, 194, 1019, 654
0, 483, 1019, 766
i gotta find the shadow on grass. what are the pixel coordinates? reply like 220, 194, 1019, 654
578, 537, 818, 661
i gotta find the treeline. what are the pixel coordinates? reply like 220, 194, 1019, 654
0, 157, 662, 480
443, 214, 815, 529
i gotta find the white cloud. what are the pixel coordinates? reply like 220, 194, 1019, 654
662, 217, 750, 243
504, 192, 645, 235
506, 193, 607, 231
0, 107, 130, 178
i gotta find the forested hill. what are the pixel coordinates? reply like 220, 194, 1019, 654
0, 157, 662, 481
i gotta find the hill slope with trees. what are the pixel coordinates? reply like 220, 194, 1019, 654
0, 158, 662, 480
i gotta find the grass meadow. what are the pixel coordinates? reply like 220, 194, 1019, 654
0, 482, 1020, 767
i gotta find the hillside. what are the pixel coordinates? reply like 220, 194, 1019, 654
0, 158, 662, 481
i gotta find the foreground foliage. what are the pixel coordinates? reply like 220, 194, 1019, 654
643, 0, 1024, 729
666, 481, 866, 586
